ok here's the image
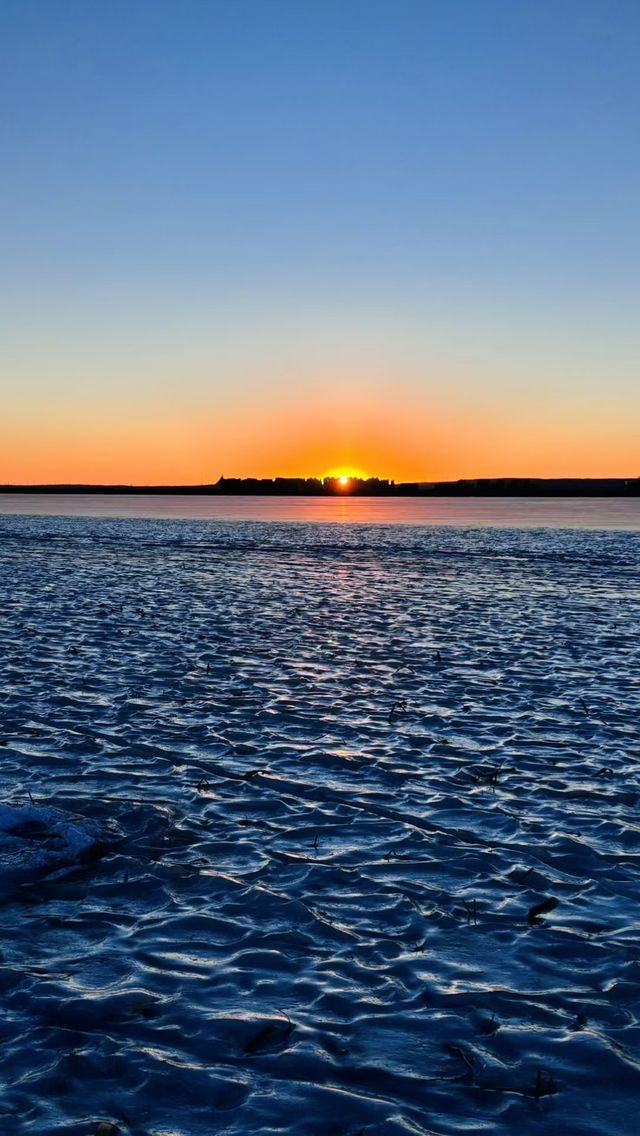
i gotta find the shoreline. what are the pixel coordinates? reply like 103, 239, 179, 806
1, 478, 640, 499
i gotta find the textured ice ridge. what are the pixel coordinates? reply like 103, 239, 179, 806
0, 803, 102, 896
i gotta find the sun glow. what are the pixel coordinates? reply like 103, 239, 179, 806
323, 465, 369, 481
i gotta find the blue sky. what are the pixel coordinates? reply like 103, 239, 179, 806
1, 0, 638, 480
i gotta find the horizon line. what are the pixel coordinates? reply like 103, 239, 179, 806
1, 474, 639, 498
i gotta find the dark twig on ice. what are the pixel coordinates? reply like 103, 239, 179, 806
469, 763, 511, 786
462, 897, 478, 924
527, 896, 559, 925
243, 1010, 295, 1054
388, 698, 408, 722
531, 1067, 557, 1099
446, 1042, 475, 1076
516, 866, 535, 885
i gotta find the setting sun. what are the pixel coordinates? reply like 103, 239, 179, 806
323, 465, 369, 482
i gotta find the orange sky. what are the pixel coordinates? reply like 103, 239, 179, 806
3, 381, 638, 484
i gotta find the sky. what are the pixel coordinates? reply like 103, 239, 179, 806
1, 0, 638, 483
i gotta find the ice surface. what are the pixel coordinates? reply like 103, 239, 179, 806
0, 804, 102, 896
0, 515, 638, 1135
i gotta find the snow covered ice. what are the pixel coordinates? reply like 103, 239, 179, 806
0, 513, 639, 1136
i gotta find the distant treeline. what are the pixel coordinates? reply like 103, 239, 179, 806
2, 476, 639, 496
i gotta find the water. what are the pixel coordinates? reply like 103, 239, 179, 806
0, 516, 639, 1135
0, 492, 638, 529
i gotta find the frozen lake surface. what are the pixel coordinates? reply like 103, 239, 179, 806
0, 492, 639, 529
0, 515, 639, 1135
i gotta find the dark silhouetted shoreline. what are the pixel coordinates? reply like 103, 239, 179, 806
1, 477, 639, 497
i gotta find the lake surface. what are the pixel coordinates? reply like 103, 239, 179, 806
0, 492, 639, 529
1, 515, 639, 1135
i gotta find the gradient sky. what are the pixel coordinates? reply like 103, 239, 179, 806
1, 0, 638, 483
